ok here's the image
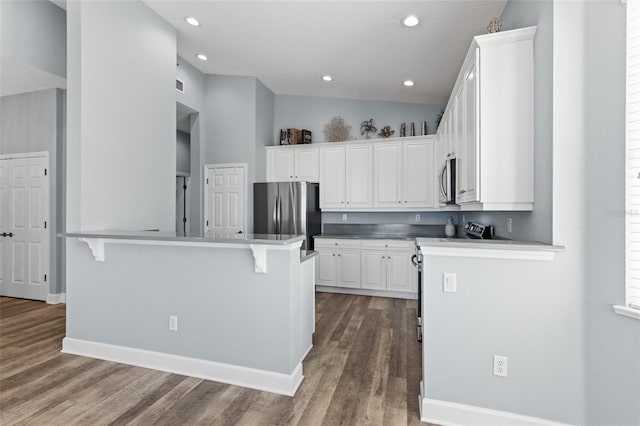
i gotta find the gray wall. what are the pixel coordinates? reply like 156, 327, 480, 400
584, 1, 640, 425
176, 130, 190, 175
176, 56, 205, 234
274, 95, 443, 144
463, 0, 554, 244
422, 253, 585, 423
0, 0, 66, 78
204, 74, 259, 232
255, 79, 274, 182
0, 88, 65, 294
66, 0, 176, 231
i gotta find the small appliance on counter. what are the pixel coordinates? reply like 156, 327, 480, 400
464, 221, 494, 239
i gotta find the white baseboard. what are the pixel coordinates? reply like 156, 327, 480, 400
62, 337, 303, 396
46, 293, 66, 304
315, 286, 417, 300
419, 382, 571, 426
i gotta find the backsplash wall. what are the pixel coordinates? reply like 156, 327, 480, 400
321, 211, 459, 232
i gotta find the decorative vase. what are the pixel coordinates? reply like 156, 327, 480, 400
445, 217, 456, 237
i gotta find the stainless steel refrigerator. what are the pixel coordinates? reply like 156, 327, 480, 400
253, 182, 321, 250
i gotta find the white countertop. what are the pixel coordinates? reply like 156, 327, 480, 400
416, 237, 564, 261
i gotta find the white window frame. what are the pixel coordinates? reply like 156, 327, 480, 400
618, 0, 640, 320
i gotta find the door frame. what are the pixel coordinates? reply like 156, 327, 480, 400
203, 163, 248, 235
0, 151, 50, 302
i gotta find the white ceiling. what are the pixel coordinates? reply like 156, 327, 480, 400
144, 1, 508, 105
43, 1, 507, 105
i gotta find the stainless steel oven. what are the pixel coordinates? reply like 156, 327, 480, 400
411, 246, 423, 342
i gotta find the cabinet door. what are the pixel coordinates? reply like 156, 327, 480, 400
462, 60, 478, 202
387, 252, 413, 293
361, 251, 387, 290
317, 250, 336, 286
294, 147, 319, 182
319, 146, 346, 209
336, 250, 361, 288
373, 142, 402, 208
403, 140, 435, 208
267, 149, 294, 182
346, 144, 373, 208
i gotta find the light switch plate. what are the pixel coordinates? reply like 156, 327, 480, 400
443, 272, 457, 292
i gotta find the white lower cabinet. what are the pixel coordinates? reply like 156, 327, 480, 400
315, 238, 415, 297
361, 240, 415, 293
315, 239, 361, 289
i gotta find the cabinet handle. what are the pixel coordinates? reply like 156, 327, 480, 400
459, 189, 466, 194
1, 232, 6, 237
332, 254, 335, 256
385, 244, 388, 247
7, 232, 13, 237
338, 254, 341, 257
381, 256, 385, 259
334, 242, 338, 245
388, 256, 391, 259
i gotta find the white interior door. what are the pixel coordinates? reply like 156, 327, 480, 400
0, 155, 49, 301
205, 165, 245, 237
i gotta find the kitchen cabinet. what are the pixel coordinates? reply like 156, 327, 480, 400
436, 26, 535, 211
319, 143, 373, 209
361, 240, 415, 293
266, 146, 318, 182
315, 238, 416, 297
315, 239, 361, 289
373, 139, 435, 209
403, 140, 435, 208
373, 142, 403, 207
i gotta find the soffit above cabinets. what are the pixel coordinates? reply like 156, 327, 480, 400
143, 1, 507, 105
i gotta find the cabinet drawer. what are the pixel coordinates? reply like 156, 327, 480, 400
314, 238, 362, 249
361, 239, 414, 251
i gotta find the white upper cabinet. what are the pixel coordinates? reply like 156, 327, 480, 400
373, 142, 403, 208
266, 146, 318, 182
403, 139, 435, 208
437, 26, 535, 211
319, 145, 346, 208
345, 144, 373, 208
294, 147, 319, 182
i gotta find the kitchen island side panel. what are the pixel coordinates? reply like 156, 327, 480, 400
65, 239, 300, 375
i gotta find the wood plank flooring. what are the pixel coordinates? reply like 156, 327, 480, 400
0, 293, 427, 425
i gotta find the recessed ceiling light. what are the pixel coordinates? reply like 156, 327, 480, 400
321, 75, 333, 82
403, 15, 419, 27
185, 17, 200, 26
403, 80, 415, 87
196, 54, 208, 61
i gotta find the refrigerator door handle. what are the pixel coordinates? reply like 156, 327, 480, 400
272, 193, 278, 233
290, 183, 297, 235
276, 195, 281, 234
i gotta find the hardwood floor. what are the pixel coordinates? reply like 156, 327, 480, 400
0, 293, 426, 425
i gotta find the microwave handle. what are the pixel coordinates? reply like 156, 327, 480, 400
439, 163, 447, 198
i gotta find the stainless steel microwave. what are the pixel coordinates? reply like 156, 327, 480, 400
439, 158, 456, 204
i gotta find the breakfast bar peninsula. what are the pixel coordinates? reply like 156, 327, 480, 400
63, 231, 315, 396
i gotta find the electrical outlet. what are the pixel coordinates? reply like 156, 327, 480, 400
443, 272, 457, 292
415, 214, 421, 222
493, 355, 508, 377
169, 315, 178, 331
342, 214, 348, 222
506, 217, 513, 233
